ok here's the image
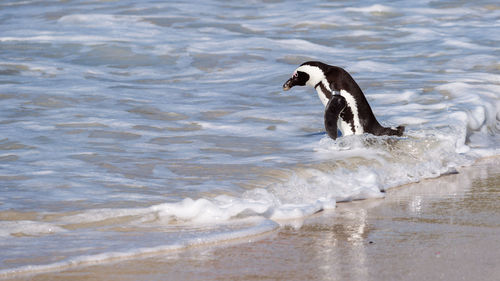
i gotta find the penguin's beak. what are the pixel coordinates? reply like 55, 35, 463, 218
283, 77, 293, 91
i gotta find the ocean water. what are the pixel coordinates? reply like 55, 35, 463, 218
0, 0, 499, 276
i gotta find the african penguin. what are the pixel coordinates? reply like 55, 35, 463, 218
283, 61, 404, 139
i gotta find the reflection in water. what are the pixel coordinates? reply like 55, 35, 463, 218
389, 157, 498, 224
303, 158, 500, 281
308, 206, 373, 281
410, 196, 423, 215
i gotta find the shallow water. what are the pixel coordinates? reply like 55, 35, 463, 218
12, 157, 500, 281
0, 0, 499, 276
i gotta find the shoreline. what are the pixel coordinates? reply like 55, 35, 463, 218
5, 156, 500, 281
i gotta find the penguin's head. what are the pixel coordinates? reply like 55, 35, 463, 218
283, 62, 325, 91
283, 70, 309, 91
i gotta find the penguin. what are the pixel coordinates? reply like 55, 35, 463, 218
283, 61, 404, 139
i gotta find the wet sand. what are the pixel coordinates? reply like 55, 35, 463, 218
9, 157, 500, 281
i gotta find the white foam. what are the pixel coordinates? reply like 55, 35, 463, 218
57, 207, 150, 225
271, 166, 384, 204
152, 196, 268, 223
349, 60, 403, 73
138, 123, 480, 226
391, 116, 429, 125
435, 82, 500, 140
0, 221, 67, 237
276, 39, 341, 53
443, 39, 491, 50
0, 218, 278, 278
58, 14, 157, 33
369, 90, 417, 104
346, 4, 395, 14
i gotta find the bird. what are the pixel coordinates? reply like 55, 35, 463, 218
283, 61, 404, 139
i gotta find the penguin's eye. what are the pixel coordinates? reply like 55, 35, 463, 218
293, 72, 298, 78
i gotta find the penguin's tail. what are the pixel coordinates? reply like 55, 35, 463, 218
395, 125, 405, 136
382, 125, 405, 137
373, 124, 405, 137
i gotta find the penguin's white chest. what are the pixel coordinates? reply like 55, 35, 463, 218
338, 119, 355, 136
339, 90, 363, 136
315, 79, 331, 106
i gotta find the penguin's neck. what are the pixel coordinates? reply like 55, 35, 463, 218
296, 66, 333, 107
313, 80, 333, 106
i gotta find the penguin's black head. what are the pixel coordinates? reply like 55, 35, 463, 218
283, 70, 309, 91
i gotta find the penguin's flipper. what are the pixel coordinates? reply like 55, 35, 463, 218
324, 95, 347, 140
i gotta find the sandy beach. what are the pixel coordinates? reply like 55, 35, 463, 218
8, 156, 499, 281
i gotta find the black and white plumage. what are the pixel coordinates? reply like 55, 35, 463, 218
283, 61, 404, 139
